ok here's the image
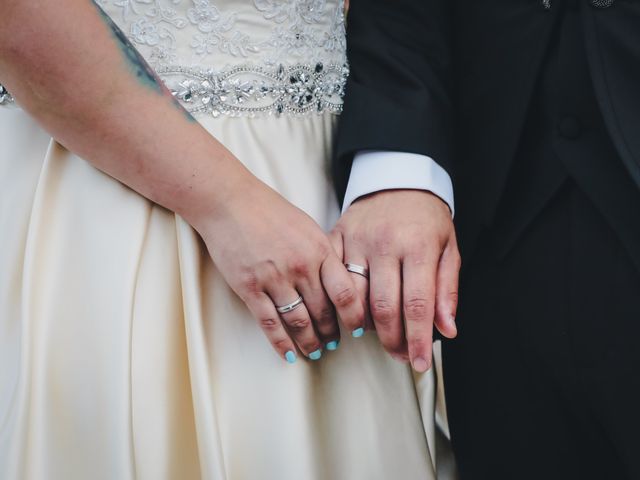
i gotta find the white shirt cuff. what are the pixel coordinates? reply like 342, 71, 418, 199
342, 151, 455, 216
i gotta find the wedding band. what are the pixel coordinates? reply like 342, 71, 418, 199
276, 296, 304, 314
345, 263, 369, 279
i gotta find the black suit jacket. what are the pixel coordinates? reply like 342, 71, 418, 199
334, 0, 640, 258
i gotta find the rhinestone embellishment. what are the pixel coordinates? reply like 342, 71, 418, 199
1, 62, 348, 118
160, 62, 348, 117
0, 83, 14, 106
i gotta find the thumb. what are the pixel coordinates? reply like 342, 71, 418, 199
434, 233, 460, 339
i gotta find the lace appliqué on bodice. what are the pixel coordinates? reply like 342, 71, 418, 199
1, 0, 348, 118
96, 0, 346, 70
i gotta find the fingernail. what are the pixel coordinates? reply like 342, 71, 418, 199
285, 351, 297, 364
412, 357, 430, 373
351, 327, 365, 338
309, 349, 323, 361
326, 340, 340, 351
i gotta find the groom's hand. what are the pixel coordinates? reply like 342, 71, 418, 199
331, 190, 459, 372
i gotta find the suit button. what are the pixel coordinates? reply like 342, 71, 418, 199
558, 116, 582, 139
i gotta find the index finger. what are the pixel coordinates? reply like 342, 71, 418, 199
402, 252, 438, 372
321, 254, 366, 334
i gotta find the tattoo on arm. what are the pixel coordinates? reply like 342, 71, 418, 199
91, 1, 195, 122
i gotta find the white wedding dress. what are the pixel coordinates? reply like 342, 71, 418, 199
0, 1, 454, 479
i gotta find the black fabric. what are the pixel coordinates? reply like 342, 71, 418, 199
336, 0, 640, 477
333, 0, 454, 199
445, 182, 640, 479
335, 0, 640, 257
447, 6, 640, 477
450, 5, 640, 478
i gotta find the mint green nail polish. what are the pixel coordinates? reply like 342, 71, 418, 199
285, 351, 297, 364
352, 327, 365, 338
309, 349, 323, 361
326, 340, 339, 351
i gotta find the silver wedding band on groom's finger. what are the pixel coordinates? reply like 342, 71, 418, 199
344, 262, 371, 335
345, 263, 369, 279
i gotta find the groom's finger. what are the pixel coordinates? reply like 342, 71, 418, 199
369, 255, 405, 358
402, 250, 438, 373
328, 230, 370, 333
342, 239, 372, 330
321, 253, 366, 334
345, 260, 372, 331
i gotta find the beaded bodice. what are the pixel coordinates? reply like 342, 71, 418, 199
1, 0, 348, 117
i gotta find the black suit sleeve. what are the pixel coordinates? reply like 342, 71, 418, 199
333, 0, 454, 202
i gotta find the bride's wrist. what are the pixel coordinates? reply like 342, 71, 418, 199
175, 160, 255, 236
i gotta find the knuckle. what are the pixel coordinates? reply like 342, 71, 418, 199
373, 225, 396, 255
349, 229, 367, 247
371, 299, 399, 324
284, 315, 311, 333
406, 237, 429, 256
333, 286, 357, 308
371, 298, 399, 320
406, 254, 430, 267
258, 316, 281, 331
288, 255, 311, 278
238, 269, 260, 295
404, 296, 432, 320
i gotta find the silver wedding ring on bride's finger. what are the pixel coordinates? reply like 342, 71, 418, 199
345, 263, 369, 279
275, 295, 305, 314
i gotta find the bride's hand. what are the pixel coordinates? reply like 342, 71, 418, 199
0, 1, 365, 363
191, 177, 366, 363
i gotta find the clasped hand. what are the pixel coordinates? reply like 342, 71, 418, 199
331, 190, 460, 372
196, 180, 458, 371
194, 177, 365, 363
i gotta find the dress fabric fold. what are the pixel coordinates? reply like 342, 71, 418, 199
0, 110, 447, 479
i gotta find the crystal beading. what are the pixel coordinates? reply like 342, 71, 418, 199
0, 83, 14, 106
160, 61, 348, 117
0, 62, 348, 118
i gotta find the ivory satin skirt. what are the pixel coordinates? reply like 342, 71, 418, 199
0, 108, 454, 479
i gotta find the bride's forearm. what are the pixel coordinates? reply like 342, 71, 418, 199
0, 0, 368, 361
0, 0, 252, 229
